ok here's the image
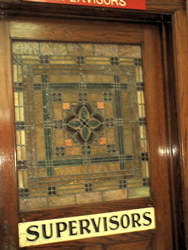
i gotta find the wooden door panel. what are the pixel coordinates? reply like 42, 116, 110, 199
21, 230, 154, 249
0, 16, 173, 249
107, 240, 152, 250
10, 17, 143, 44
26, 239, 153, 250
81, 240, 152, 250
84, 245, 104, 250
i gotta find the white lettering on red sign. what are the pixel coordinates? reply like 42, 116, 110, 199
24, 0, 146, 10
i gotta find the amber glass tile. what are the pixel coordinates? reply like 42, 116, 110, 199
123, 126, 133, 156
23, 59, 39, 64
138, 105, 146, 118
104, 102, 114, 117
16, 131, 21, 145
18, 170, 24, 188
91, 145, 106, 155
33, 75, 42, 83
140, 125, 147, 139
127, 178, 143, 188
121, 91, 130, 120
67, 43, 94, 56
13, 42, 39, 55
48, 195, 75, 208
140, 139, 148, 152
54, 130, 63, 146
76, 192, 102, 204
13, 65, 18, 82
40, 42, 67, 55
128, 187, 150, 199
53, 103, 63, 120
15, 107, 24, 122
13, 65, 23, 83
35, 128, 46, 160
119, 45, 141, 58
65, 147, 81, 156
23, 170, 28, 187
13, 41, 150, 211
136, 66, 143, 82
119, 74, 128, 82
142, 161, 150, 178
87, 92, 104, 102
16, 146, 26, 161
50, 57, 75, 65
16, 130, 25, 146
106, 128, 115, 144
62, 91, 78, 102
84, 74, 114, 84
58, 184, 85, 193
38, 168, 47, 177
20, 198, 47, 211
103, 189, 127, 201
88, 162, 120, 173
29, 182, 48, 191
93, 179, 120, 192
48, 74, 80, 83
94, 44, 118, 56
86, 57, 110, 65
26, 130, 35, 161
54, 166, 87, 176
33, 91, 44, 124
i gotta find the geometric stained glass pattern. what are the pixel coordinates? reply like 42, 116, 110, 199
12, 41, 150, 211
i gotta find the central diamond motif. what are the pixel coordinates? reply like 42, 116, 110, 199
66, 104, 103, 144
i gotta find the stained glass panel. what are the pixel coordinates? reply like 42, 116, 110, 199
12, 41, 150, 211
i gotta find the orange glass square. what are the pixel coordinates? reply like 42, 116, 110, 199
63, 103, 70, 110
100, 137, 106, 145
97, 102, 104, 109
65, 139, 72, 147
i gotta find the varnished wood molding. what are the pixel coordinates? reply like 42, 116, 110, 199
172, 8, 188, 249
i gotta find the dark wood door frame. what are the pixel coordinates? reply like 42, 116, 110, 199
0, 2, 187, 249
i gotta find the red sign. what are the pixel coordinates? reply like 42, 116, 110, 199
24, 0, 146, 10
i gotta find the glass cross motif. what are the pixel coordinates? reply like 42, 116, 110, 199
66, 104, 103, 144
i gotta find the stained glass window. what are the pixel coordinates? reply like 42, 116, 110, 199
12, 41, 150, 211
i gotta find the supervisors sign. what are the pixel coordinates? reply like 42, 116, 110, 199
19, 207, 155, 247
24, 0, 146, 10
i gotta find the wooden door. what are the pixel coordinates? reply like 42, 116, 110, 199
0, 17, 174, 249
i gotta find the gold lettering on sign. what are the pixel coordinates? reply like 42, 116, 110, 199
19, 207, 155, 247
